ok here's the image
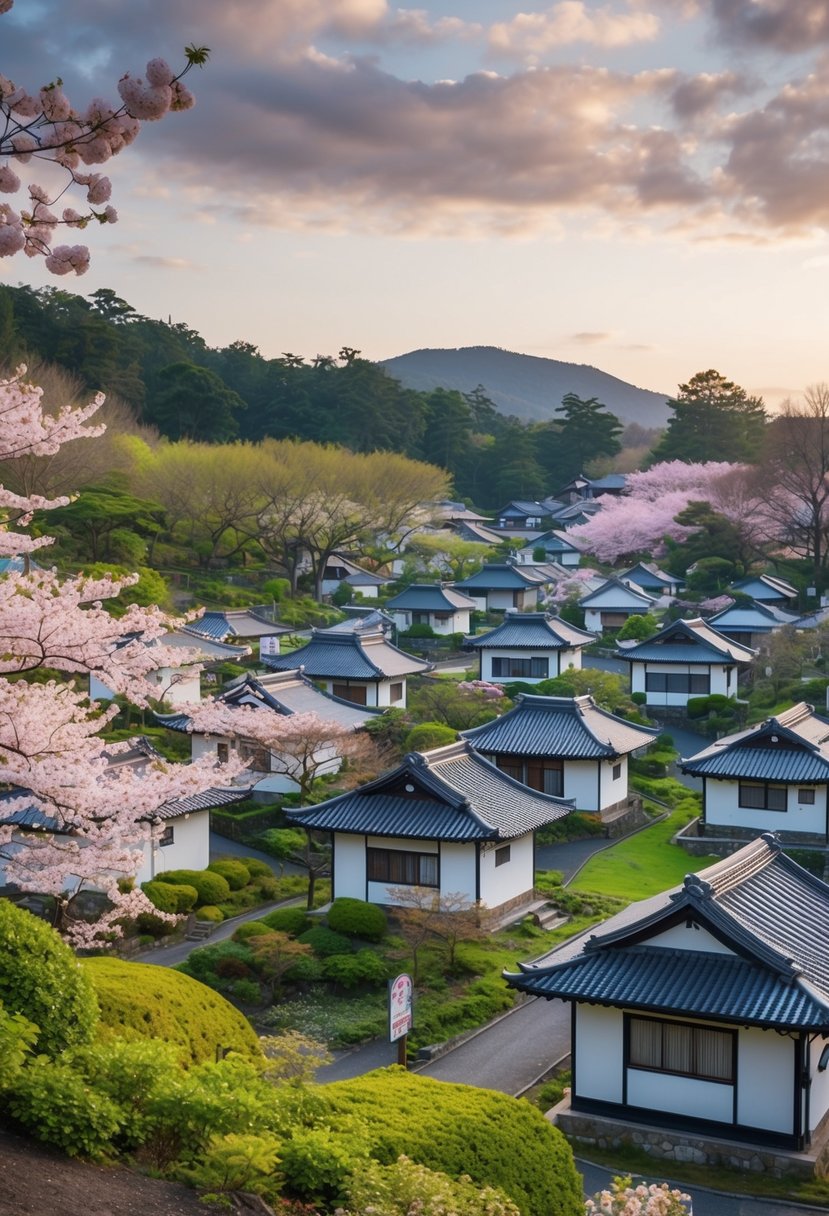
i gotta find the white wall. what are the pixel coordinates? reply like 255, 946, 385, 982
597, 756, 628, 810
333, 832, 366, 899
737, 1028, 794, 1134
705, 778, 826, 837
627, 1068, 733, 1123
441, 840, 478, 902
810, 1034, 829, 1134
583, 608, 603, 633
365, 834, 440, 906
136, 810, 210, 885
563, 760, 601, 811
631, 661, 733, 707
575, 1005, 624, 1103
647, 922, 735, 954
481, 647, 556, 684
479, 832, 534, 907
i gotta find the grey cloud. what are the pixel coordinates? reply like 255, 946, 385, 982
709, 0, 829, 52
571, 331, 612, 343
670, 70, 753, 118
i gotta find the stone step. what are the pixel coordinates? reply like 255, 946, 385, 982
186, 921, 216, 941
532, 904, 570, 931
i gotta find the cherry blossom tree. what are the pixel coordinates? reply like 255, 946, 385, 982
0, 368, 247, 945
0, 0, 207, 274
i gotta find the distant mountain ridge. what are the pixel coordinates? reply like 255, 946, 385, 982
378, 346, 669, 428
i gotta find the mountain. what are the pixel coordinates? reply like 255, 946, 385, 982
378, 346, 669, 428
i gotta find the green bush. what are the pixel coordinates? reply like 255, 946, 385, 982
197, 905, 225, 923
233, 918, 277, 943
141, 880, 198, 914
232, 979, 262, 1005
177, 940, 255, 989
244, 857, 278, 879
402, 622, 436, 638
403, 722, 458, 753
281, 1125, 368, 1205
7, 1057, 123, 1158
342, 1155, 520, 1216
155, 868, 231, 906
135, 911, 171, 938
0, 901, 99, 1056
320, 1069, 582, 1216
256, 876, 281, 900
322, 950, 390, 988
298, 925, 353, 958
82, 956, 261, 1064
208, 859, 252, 890
261, 906, 312, 935
328, 898, 387, 943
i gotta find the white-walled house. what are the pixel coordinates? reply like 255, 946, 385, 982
384, 583, 477, 635
319, 554, 392, 600
453, 563, 546, 612
706, 599, 799, 650
729, 573, 798, 607
682, 702, 829, 841
262, 627, 430, 708
187, 609, 291, 649
506, 835, 829, 1155
617, 617, 755, 707
90, 627, 250, 707
463, 694, 656, 813
515, 531, 584, 568
286, 740, 572, 916
619, 562, 684, 599
158, 670, 382, 796
467, 612, 595, 684
579, 577, 657, 633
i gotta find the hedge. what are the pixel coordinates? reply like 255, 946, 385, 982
298, 925, 353, 957
403, 723, 458, 753
82, 957, 261, 1064
0, 901, 99, 1056
155, 868, 231, 906
208, 859, 251, 890
141, 880, 198, 913
260, 906, 311, 935
327, 898, 387, 943
319, 1069, 582, 1216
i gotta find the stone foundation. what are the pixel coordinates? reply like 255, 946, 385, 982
601, 796, 650, 838
552, 1099, 824, 1180
675, 817, 829, 860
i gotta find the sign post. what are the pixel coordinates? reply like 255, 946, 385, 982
388, 972, 413, 1068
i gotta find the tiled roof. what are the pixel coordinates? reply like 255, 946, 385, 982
168, 627, 250, 658
615, 616, 755, 664
730, 573, 797, 599
286, 740, 572, 841
451, 521, 505, 545
455, 563, 545, 591
467, 613, 595, 650
497, 500, 550, 516
520, 530, 585, 554
463, 694, 656, 758
262, 628, 430, 679
619, 562, 682, 589
326, 608, 395, 634
505, 835, 829, 1030
152, 787, 249, 821
708, 600, 799, 631
682, 701, 829, 780
187, 610, 289, 641
385, 584, 477, 612
579, 577, 656, 609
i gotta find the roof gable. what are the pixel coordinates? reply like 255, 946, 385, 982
617, 616, 755, 663
262, 628, 430, 679
463, 693, 657, 758
579, 576, 656, 609
468, 612, 595, 650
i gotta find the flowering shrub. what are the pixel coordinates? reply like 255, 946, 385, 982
585, 1175, 692, 1216
457, 679, 506, 699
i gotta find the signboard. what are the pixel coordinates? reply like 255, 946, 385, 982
388, 972, 413, 1043
259, 634, 281, 658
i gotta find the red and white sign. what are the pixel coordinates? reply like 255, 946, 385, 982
388, 972, 413, 1042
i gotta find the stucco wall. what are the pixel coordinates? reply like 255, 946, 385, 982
704, 778, 826, 837
136, 810, 210, 885
333, 832, 366, 899
631, 661, 733, 706
737, 1028, 794, 1134
479, 832, 534, 907
575, 1004, 624, 1103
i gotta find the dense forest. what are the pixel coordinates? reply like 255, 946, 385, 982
0, 284, 649, 507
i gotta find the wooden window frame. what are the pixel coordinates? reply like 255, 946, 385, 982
738, 781, 788, 811
627, 1013, 736, 1084
494, 844, 511, 867
367, 846, 439, 888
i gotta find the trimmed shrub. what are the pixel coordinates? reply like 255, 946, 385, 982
142, 880, 198, 914
0, 901, 99, 1056
82, 956, 261, 1064
208, 858, 251, 891
261, 906, 311, 935
7, 1057, 123, 1158
233, 918, 276, 943
196, 905, 225, 923
155, 869, 231, 906
298, 926, 353, 958
322, 950, 390, 988
319, 1069, 582, 1216
243, 857, 278, 879
256, 876, 281, 900
403, 723, 458, 753
328, 898, 387, 943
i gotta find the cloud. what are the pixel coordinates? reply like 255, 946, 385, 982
131, 255, 196, 270
489, 1, 660, 57
709, 0, 829, 52
570, 331, 613, 343
669, 70, 753, 119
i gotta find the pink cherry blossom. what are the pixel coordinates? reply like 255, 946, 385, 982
0, 164, 19, 192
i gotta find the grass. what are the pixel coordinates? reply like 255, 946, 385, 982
568, 805, 716, 902
568, 1139, 829, 1208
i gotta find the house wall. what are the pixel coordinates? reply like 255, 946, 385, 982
737, 1029, 794, 1134
91, 666, 201, 707
480, 647, 558, 683
319, 678, 396, 708
646, 922, 735, 954
353, 584, 379, 599
630, 662, 733, 706
563, 760, 604, 811
627, 1065, 734, 1124
809, 1034, 829, 1134
190, 734, 341, 796
487, 588, 540, 612
333, 833, 366, 899
365, 834, 441, 906
136, 810, 210, 885
441, 840, 478, 902
479, 832, 534, 907
703, 778, 826, 837
575, 1005, 624, 1103
390, 608, 470, 635
598, 756, 628, 811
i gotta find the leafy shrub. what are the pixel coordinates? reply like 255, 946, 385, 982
322, 950, 389, 988
261, 907, 312, 935
208, 859, 251, 890
616, 613, 659, 641
232, 979, 262, 1005
7, 1057, 123, 1158
177, 940, 255, 989
341, 1155, 520, 1216
320, 1069, 582, 1216
256, 876, 281, 899
155, 868, 231, 906
0, 901, 99, 1056
281, 1126, 368, 1205
403, 722, 458, 753
298, 926, 353, 958
402, 622, 435, 638
244, 857, 278, 879
233, 918, 276, 943
135, 911, 171, 938
215, 956, 254, 980
141, 880, 198, 914
82, 956, 261, 1064
176, 1131, 282, 1199
197, 905, 225, 923
631, 691, 647, 705
328, 898, 387, 943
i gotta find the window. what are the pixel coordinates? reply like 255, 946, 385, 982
412, 611, 431, 625
217, 742, 230, 764
645, 672, 710, 695
239, 740, 270, 770
739, 782, 787, 811
612, 762, 622, 781
389, 682, 404, 703
798, 788, 816, 804
629, 1015, 734, 1083
494, 845, 511, 867
332, 682, 368, 705
158, 825, 174, 847
496, 755, 563, 796
367, 847, 438, 887
491, 656, 548, 679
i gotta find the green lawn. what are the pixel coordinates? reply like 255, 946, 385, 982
569, 807, 717, 902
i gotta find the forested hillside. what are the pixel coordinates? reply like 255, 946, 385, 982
0, 284, 649, 506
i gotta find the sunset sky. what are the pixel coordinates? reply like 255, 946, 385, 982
4, 0, 829, 406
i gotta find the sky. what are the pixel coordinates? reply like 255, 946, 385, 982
4, 0, 829, 407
